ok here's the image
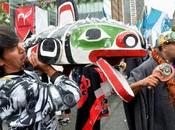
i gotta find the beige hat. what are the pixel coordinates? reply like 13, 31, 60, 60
157, 31, 175, 46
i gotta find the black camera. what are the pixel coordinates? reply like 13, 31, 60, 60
25, 38, 62, 65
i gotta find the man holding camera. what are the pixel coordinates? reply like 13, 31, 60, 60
0, 24, 81, 130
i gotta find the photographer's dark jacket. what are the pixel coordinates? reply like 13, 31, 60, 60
0, 70, 80, 130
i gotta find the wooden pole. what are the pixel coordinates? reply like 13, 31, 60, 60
111, 0, 123, 22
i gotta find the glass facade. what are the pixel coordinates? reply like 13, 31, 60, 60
77, 2, 104, 19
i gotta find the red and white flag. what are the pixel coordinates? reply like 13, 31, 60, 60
15, 5, 35, 41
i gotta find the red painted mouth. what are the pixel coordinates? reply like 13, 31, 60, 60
96, 58, 135, 102
89, 49, 147, 63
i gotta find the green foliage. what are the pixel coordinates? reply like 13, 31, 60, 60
38, 0, 57, 11
0, 5, 10, 25
77, 0, 103, 4
0, 0, 9, 2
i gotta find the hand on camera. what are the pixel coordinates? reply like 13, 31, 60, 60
28, 52, 56, 77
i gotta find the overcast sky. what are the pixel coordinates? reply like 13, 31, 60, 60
145, 0, 175, 18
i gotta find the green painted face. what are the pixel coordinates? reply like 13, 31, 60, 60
70, 23, 126, 50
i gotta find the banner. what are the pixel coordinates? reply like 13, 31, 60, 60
141, 8, 162, 30
140, 7, 171, 47
15, 6, 35, 41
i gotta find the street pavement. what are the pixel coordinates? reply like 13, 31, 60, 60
61, 94, 129, 130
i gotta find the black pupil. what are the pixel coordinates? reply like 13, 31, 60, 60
86, 29, 101, 40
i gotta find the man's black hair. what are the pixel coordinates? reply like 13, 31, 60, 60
0, 24, 19, 58
0, 24, 19, 77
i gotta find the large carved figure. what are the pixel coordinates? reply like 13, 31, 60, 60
25, 18, 147, 130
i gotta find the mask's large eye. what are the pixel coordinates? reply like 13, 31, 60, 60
116, 32, 138, 48
78, 28, 111, 42
38, 38, 62, 64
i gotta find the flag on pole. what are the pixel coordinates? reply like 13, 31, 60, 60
141, 8, 162, 29
140, 7, 172, 47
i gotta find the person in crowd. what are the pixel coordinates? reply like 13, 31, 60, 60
0, 24, 81, 130
121, 57, 144, 130
125, 30, 175, 130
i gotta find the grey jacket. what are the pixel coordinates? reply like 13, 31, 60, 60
0, 70, 80, 130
